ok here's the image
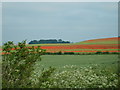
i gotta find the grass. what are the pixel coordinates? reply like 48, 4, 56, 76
34, 55, 118, 73
31, 54, 119, 88
62, 49, 119, 51
0, 55, 2, 89
0, 55, 2, 68
75, 40, 118, 45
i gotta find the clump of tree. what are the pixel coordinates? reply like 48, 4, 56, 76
29, 39, 70, 44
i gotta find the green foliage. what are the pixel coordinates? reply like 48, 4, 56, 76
95, 51, 102, 54
64, 52, 74, 55
44, 51, 119, 55
29, 39, 70, 44
37, 67, 56, 88
2, 41, 14, 53
2, 40, 45, 88
96, 51, 110, 54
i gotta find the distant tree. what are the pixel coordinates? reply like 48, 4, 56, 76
58, 51, 62, 55
58, 39, 62, 42
95, 51, 102, 54
29, 39, 70, 44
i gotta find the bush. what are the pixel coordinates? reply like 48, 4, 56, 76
95, 51, 102, 54
111, 52, 119, 54
2, 40, 45, 88
64, 52, 74, 55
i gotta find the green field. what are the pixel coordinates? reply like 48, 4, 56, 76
0, 56, 1, 89
76, 40, 118, 45
34, 55, 118, 73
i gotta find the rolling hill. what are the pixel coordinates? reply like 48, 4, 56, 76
75, 37, 119, 45
1, 37, 120, 54
30, 37, 119, 53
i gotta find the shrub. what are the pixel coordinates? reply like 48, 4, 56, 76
102, 51, 109, 54
64, 52, 74, 55
57, 51, 62, 55
95, 51, 102, 54
2, 40, 45, 88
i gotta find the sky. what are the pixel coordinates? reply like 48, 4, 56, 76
2, 2, 118, 44
0, 3, 2, 45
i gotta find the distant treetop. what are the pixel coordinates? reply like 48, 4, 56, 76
29, 39, 70, 44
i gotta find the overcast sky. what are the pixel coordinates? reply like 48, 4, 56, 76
2, 2, 118, 44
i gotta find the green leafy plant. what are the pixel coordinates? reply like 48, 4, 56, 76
2, 40, 45, 88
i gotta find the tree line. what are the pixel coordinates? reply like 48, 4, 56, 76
44, 51, 119, 55
29, 39, 70, 44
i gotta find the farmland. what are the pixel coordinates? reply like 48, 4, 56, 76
1, 37, 119, 88
77, 37, 119, 44
1, 37, 119, 54
31, 55, 119, 88
27, 37, 120, 53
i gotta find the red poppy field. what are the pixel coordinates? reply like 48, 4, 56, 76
35, 44, 119, 53
29, 37, 120, 53
1, 37, 120, 54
